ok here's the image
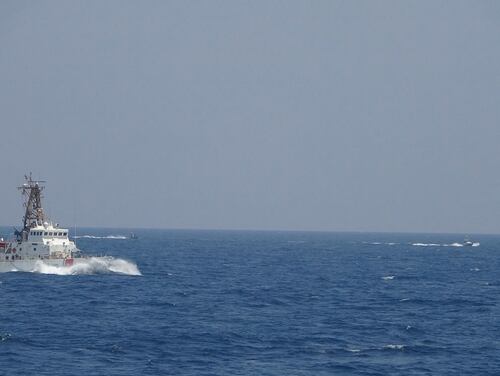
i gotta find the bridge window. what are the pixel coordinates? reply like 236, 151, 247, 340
44, 232, 48, 236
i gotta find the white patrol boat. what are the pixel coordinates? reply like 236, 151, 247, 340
0, 175, 108, 273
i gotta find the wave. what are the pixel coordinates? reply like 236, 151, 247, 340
382, 275, 395, 280
74, 235, 128, 240
345, 348, 361, 353
31, 257, 141, 276
384, 344, 406, 350
344, 344, 407, 354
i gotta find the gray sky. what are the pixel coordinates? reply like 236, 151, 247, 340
1, 1, 499, 233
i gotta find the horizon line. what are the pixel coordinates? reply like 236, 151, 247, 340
0, 224, 495, 237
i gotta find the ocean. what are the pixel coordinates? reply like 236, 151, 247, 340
0, 229, 499, 375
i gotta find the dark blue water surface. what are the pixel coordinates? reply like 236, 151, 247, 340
0, 229, 499, 375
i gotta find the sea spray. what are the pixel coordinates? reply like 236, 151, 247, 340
31, 257, 141, 276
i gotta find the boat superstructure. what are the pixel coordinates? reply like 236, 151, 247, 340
0, 175, 102, 272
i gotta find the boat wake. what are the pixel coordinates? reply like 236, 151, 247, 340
412, 242, 480, 247
31, 257, 141, 276
74, 235, 128, 240
364, 242, 399, 246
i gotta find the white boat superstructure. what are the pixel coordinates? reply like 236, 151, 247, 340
0, 223, 79, 263
0, 174, 106, 272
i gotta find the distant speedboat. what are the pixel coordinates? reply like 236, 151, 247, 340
130, 233, 138, 240
462, 237, 474, 247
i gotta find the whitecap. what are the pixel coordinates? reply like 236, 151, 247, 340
382, 275, 395, 280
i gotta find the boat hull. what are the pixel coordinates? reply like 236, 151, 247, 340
0, 257, 109, 273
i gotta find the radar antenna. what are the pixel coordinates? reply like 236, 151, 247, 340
17, 173, 46, 240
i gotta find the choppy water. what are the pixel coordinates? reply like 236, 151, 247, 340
0, 229, 499, 375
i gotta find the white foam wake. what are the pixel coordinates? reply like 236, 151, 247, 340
74, 235, 128, 240
363, 242, 399, 246
31, 257, 141, 276
412, 242, 480, 247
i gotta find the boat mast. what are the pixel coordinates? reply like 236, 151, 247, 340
17, 173, 46, 238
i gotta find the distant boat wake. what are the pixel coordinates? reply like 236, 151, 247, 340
412, 242, 480, 247
74, 235, 128, 240
365, 241, 480, 247
27, 257, 142, 276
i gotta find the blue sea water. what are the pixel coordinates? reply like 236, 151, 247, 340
0, 229, 499, 375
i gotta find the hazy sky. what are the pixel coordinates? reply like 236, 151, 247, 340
1, 1, 499, 233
